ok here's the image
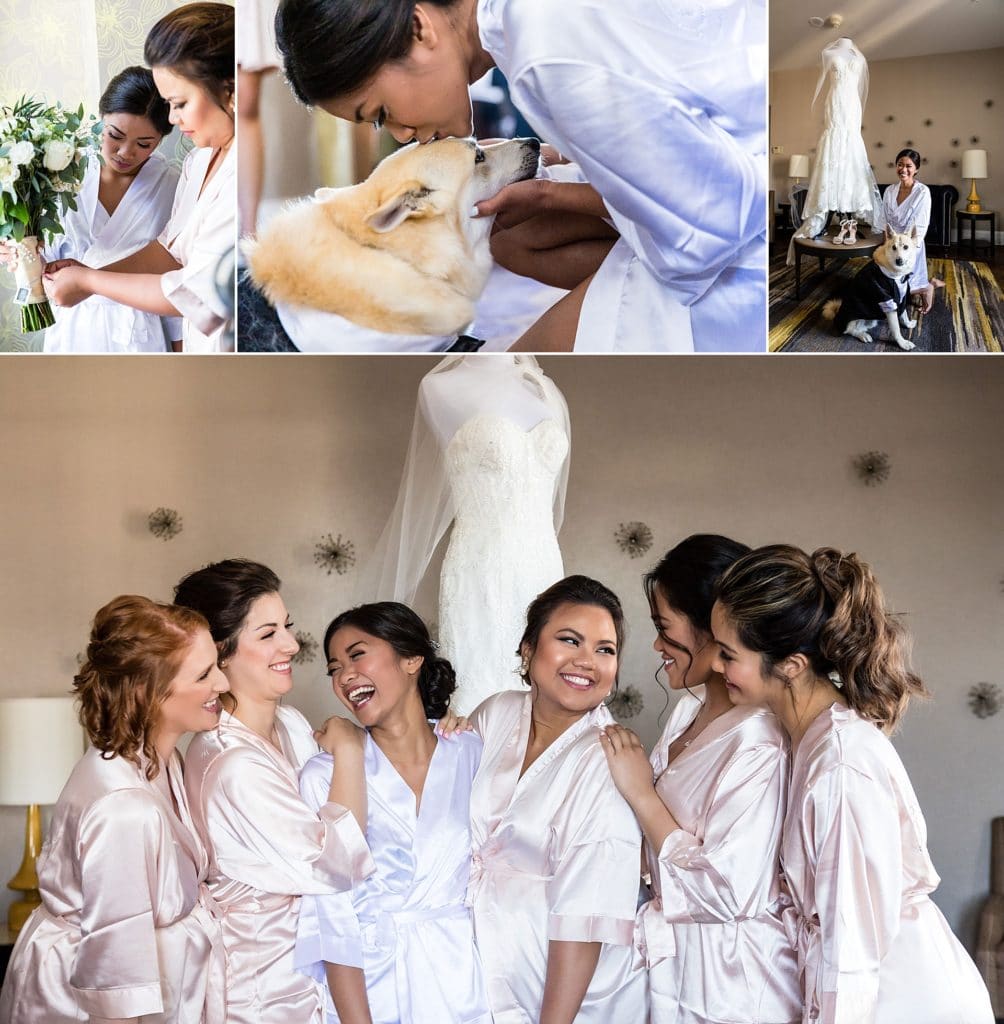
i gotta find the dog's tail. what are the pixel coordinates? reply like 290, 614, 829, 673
822, 298, 841, 321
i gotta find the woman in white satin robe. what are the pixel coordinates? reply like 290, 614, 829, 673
713, 543, 994, 1024
466, 577, 647, 1023
0, 596, 229, 1024
602, 535, 800, 1024
274, 0, 766, 353
294, 601, 491, 1024
177, 559, 375, 1024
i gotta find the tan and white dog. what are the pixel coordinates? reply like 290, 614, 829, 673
243, 137, 541, 337
822, 226, 921, 351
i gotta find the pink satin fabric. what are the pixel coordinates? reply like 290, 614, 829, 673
467, 690, 648, 1023
0, 746, 225, 1024
782, 703, 994, 1024
184, 706, 375, 1024
642, 694, 802, 1023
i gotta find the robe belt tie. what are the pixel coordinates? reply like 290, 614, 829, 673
633, 896, 677, 969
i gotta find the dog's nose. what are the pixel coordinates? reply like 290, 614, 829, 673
523, 137, 541, 153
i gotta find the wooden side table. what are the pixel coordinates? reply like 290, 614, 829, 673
791, 232, 882, 299
956, 210, 996, 264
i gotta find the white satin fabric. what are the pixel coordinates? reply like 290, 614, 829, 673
468, 690, 647, 1022
782, 704, 994, 1024
294, 731, 491, 1024
43, 154, 180, 351
440, 414, 567, 714
640, 693, 801, 1024
159, 144, 235, 352
790, 41, 884, 254
477, 0, 767, 353
274, 301, 455, 353
184, 706, 375, 1024
0, 746, 225, 1024
881, 181, 931, 291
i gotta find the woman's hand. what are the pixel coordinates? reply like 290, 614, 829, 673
435, 711, 473, 738
474, 180, 608, 229
0, 240, 20, 270
44, 258, 84, 273
600, 725, 656, 803
314, 715, 366, 756
43, 264, 92, 307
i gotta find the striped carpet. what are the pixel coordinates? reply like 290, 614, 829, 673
769, 256, 1003, 353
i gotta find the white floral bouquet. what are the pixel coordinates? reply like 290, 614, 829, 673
0, 96, 102, 332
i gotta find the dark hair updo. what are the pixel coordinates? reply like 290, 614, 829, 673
644, 534, 750, 635
895, 148, 921, 168
144, 2, 235, 110
100, 66, 172, 136
174, 559, 281, 662
518, 575, 626, 686
715, 544, 928, 733
275, 0, 457, 105
73, 595, 209, 779
324, 602, 455, 719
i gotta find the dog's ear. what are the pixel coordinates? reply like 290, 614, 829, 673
884, 225, 893, 242
311, 186, 346, 204
910, 224, 919, 242
367, 186, 435, 233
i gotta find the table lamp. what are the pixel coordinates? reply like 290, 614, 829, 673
788, 154, 810, 186
961, 149, 987, 213
0, 697, 83, 933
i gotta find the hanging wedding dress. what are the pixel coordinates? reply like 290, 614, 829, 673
788, 38, 884, 261
357, 355, 570, 715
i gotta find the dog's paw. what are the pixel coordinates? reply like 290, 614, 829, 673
897, 339, 916, 351
901, 316, 916, 329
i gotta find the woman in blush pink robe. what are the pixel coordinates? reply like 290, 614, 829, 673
714, 544, 994, 1024
0, 596, 229, 1024
177, 560, 374, 1024
467, 576, 648, 1024
601, 536, 800, 1024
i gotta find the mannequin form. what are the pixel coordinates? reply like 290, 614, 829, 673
788, 37, 884, 260
357, 355, 570, 714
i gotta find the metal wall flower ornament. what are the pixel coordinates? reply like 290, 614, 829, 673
614, 521, 654, 559
292, 631, 319, 665
853, 450, 891, 486
147, 507, 183, 540
314, 532, 357, 575
968, 682, 1000, 719
607, 685, 644, 720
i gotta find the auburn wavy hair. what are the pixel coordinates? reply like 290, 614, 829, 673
73, 595, 209, 779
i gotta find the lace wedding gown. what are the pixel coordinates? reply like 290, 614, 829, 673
789, 39, 884, 257
440, 415, 568, 715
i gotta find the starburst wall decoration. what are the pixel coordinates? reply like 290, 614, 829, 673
292, 631, 319, 665
968, 682, 1000, 719
853, 451, 891, 486
608, 685, 644, 720
614, 521, 654, 559
314, 533, 357, 575
147, 507, 183, 540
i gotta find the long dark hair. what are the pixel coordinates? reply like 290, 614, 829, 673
325, 602, 455, 719
275, 0, 458, 105
100, 66, 172, 136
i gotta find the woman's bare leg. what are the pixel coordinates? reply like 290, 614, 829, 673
509, 273, 594, 352
237, 68, 271, 236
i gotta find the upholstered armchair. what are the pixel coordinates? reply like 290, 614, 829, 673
976, 816, 1004, 1016
877, 184, 960, 257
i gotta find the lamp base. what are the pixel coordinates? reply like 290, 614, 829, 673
966, 179, 983, 214
7, 803, 43, 934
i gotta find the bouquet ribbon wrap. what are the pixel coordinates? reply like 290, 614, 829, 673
13, 236, 47, 305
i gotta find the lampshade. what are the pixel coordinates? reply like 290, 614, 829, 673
0, 697, 83, 806
961, 149, 987, 180
788, 154, 810, 178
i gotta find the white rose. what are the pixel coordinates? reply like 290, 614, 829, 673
42, 139, 74, 172
8, 140, 35, 167
0, 156, 18, 197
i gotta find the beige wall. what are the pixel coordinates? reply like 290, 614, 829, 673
0, 355, 1001, 949
770, 47, 1004, 225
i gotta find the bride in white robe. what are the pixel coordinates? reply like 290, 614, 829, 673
44, 152, 180, 352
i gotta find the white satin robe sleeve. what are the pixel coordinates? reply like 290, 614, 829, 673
71, 789, 172, 1018
204, 746, 373, 896
292, 757, 365, 973
512, 61, 763, 306
805, 763, 903, 1024
656, 740, 789, 924
547, 755, 640, 946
